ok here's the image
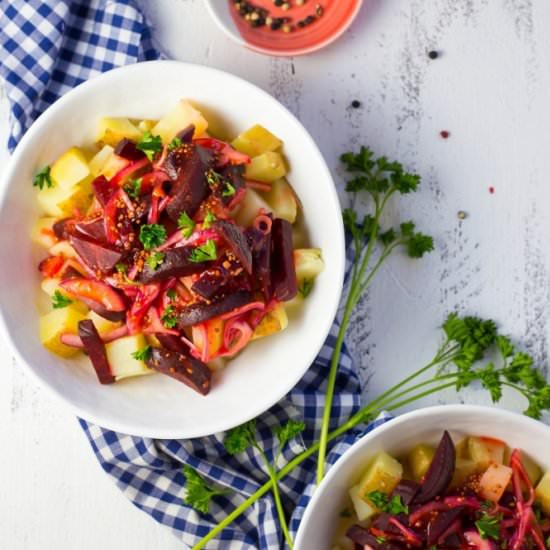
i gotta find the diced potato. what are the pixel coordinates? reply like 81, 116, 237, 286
455, 437, 469, 458
357, 451, 403, 499
39, 306, 86, 357
105, 334, 152, 381
252, 304, 288, 340
480, 436, 507, 465
192, 318, 224, 359
451, 458, 478, 488
479, 463, 513, 503
37, 178, 93, 217
232, 124, 283, 157
41, 278, 88, 314
468, 437, 491, 471
348, 484, 376, 521
99, 152, 129, 180
50, 147, 90, 190
233, 188, 273, 227
519, 451, 542, 485
87, 311, 122, 335
31, 217, 58, 248
294, 248, 325, 283
264, 178, 298, 223
245, 152, 287, 183
89, 144, 115, 176
137, 119, 158, 133
151, 100, 208, 143
408, 444, 435, 481
535, 471, 550, 516
49, 240, 77, 259
96, 117, 142, 146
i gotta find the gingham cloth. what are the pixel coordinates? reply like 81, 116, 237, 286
0, 2, 392, 548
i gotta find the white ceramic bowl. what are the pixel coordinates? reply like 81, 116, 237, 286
295, 405, 550, 549
0, 60, 344, 438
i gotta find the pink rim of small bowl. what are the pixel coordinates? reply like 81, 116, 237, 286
204, 0, 364, 57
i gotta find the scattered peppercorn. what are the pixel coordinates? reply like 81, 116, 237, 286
315, 3, 323, 16
457, 210, 467, 220
351, 100, 361, 109
440, 130, 450, 139
428, 50, 439, 59
489, 186, 495, 194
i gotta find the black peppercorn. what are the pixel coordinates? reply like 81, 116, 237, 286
351, 100, 361, 109
428, 50, 439, 59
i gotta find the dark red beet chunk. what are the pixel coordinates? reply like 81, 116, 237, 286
74, 217, 108, 243
346, 525, 401, 549
92, 175, 117, 207
271, 218, 297, 301
146, 347, 211, 395
191, 267, 227, 300
414, 430, 456, 504
217, 220, 252, 274
70, 234, 123, 273
246, 227, 272, 299
155, 334, 190, 354
426, 506, 464, 545
176, 124, 195, 143
114, 138, 146, 161
215, 165, 246, 206
137, 246, 211, 284
164, 144, 214, 220
53, 218, 72, 240
78, 320, 114, 384
177, 290, 253, 328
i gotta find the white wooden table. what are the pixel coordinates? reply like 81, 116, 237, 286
1, 1, 549, 548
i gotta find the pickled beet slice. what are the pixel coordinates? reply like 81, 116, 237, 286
426, 507, 464, 545
137, 246, 211, 283
69, 234, 123, 273
191, 267, 227, 300
176, 124, 195, 143
217, 220, 252, 274
78, 320, 114, 384
146, 347, 211, 395
92, 175, 117, 207
346, 525, 401, 549
414, 431, 456, 504
53, 218, 71, 240
155, 334, 190, 354
114, 138, 146, 161
246, 227, 272, 299
164, 144, 214, 220
177, 290, 253, 328
392, 479, 420, 506
74, 217, 108, 243
215, 164, 246, 206
271, 218, 297, 301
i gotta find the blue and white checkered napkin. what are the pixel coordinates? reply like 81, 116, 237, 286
0, 2, 391, 548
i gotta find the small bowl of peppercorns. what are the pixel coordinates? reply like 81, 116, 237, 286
205, 0, 363, 56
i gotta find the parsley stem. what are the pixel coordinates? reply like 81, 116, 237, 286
266, 463, 294, 549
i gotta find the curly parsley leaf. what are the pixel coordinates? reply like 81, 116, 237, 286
168, 136, 182, 151
136, 131, 163, 161
125, 178, 142, 199
224, 420, 257, 455
33, 165, 53, 190
367, 491, 409, 515
161, 305, 178, 329
182, 465, 230, 515
273, 419, 305, 449
298, 279, 314, 298
146, 251, 165, 270
51, 290, 73, 309
475, 512, 501, 541
178, 212, 195, 238
139, 223, 167, 250
202, 210, 217, 229
222, 181, 236, 197
189, 240, 217, 263
132, 345, 152, 361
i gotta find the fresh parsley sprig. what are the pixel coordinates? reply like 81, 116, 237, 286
51, 290, 72, 309
178, 212, 196, 238
139, 223, 167, 250
146, 251, 165, 271
132, 346, 152, 362
189, 240, 217, 263
182, 465, 231, 515
223, 419, 305, 550
33, 165, 53, 190
367, 491, 408, 515
475, 511, 501, 541
317, 147, 434, 482
137, 131, 163, 161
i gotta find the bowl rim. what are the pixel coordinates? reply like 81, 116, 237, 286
295, 404, 550, 546
204, 0, 364, 57
0, 59, 346, 438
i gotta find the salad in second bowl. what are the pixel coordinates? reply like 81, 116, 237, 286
32, 99, 324, 395
335, 431, 550, 549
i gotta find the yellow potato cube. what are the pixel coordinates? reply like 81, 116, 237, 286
99, 152, 129, 180
357, 451, 403, 499
408, 444, 435, 481
232, 124, 283, 157
37, 178, 93, 217
96, 117, 142, 146
137, 119, 158, 133
39, 306, 86, 358
252, 304, 288, 340
468, 437, 491, 471
151, 100, 208, 144
535, 471, 550, 516
264, 178, 298, 223
89, 144, 115, 176
479, 463, 513, 503
245, 152, 287, 182
348, 484, 376, 522
294, 248, 325, 283
41, 279, 88, 314
105, 334, 152, 381
31, 217, 58, 248
451, 458, 478, 488
519, 451, 542, 485
50, 147, 90, 190
86, 311, 122, 335
49, 240, 77, 259
232, 188, 273, 227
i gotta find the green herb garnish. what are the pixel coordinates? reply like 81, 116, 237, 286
125, 178, 142, 199
189, 240, 217, 263
136, 131, 163, 161
51, 290, 73, 309
367, 491, 409, 515
222, 181, 236, 197
202, 210, 217, 229
166, 288, 177, 300
161, 305, 177, 329
206, 169, 222, 188
178, 212, 195, 238
475, 512, 501, 541
298, 279, 314, 298
139, 223, 166, 250
182, 465, 231, 515
115, 262, 127, 274
132, 346, 152, 362
33, 165, 53, 190
168, 136, 182, 151
146, 251, 165, 270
